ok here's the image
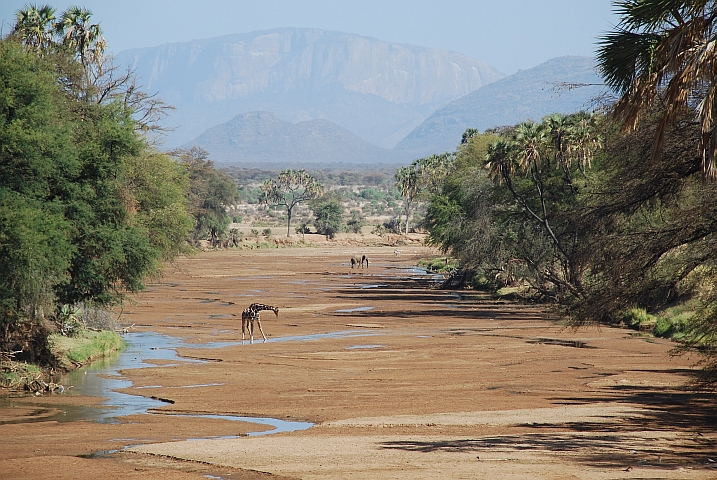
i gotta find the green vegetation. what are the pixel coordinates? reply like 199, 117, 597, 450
0, 6, 239, 383
419, 257, 458, 274
50, 329, 126, 366
622, 308, 656, 331
411, 0, 717, 384
261, 170, 324, 236
311, 193, 344, 239
170, 147, 238, 247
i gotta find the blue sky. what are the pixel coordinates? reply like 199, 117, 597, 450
0, 1, 619, 75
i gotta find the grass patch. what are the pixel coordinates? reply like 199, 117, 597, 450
652, 303, 695, 340
419, 257, 458, 274
620, 302, 697, 341
49, 329, 126, 367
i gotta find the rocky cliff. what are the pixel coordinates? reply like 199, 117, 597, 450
116, 28, 504, 148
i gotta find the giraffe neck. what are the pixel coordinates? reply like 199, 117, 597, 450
250, 303, 278, 314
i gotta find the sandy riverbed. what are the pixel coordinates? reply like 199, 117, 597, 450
2, 245, 716, 479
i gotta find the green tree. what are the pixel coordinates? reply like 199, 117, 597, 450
261, 170, 324, 237
0, 35, 191, 357
10, 4, 56, 54
170, 147, 238, 246
311, 193, 344, 239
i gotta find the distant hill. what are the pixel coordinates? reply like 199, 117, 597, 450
115, 28, 504, 149
394, 56, 606, 157
184, 112, 410, 168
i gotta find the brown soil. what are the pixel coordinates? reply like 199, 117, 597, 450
2, 245, 716, 479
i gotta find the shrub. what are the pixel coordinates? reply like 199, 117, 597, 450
622, 308, 656, 330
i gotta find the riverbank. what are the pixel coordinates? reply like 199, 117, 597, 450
1, 245, 715, 479
1, 329, 126, 393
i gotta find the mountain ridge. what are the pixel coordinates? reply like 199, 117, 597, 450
184, 111, 409, 168
115, 28, 504, 148
394, 56, 605, 157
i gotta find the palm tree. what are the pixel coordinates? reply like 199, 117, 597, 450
11, 4, 56, 53
395, 164, 420, 234
513, 121, 546, 171
568, 113, 601, 174
55, 6, 106, 77
596, 0, 717, 178
484, 139, 515, 183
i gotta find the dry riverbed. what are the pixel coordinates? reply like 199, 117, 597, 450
2, 245, 716, 479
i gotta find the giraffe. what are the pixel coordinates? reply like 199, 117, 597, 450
241, 303, 279, 343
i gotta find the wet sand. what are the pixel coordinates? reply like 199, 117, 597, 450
2, 245, 716, 479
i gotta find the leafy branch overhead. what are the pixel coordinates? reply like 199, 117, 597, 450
597, 0, 717, 177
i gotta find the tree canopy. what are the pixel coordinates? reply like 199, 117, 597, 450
0, 11, 192, 357
261, 170, 324, 237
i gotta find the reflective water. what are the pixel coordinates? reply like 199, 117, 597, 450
5, 329, 385, 428
345, 344, 385, 350
335, 306, 375, 313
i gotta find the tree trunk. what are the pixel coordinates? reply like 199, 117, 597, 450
286, 208, 292, 237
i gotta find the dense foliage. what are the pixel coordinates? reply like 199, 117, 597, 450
417, 0, 717, 382
0, 7, 197, 362
310, 193, 344, 239
170, 147, 238, 246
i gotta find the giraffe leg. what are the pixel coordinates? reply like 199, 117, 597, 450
249, 319, 254, 344
241, 318, 247, 341
257, 319, 267, 341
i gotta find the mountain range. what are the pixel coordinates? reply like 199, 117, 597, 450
115, 29, 607, 167
394, 56, 606, 157
115, 28, 503, 151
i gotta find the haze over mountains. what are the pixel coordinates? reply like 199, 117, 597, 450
115, 28, 605, 167
395, 56, 605, 158
116, 28, 503, 151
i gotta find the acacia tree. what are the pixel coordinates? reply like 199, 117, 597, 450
261, 170, 324, 237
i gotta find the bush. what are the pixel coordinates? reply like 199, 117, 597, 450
312, 195, 343, 239
346, 211, 365, 234
653, 314, 691, 339
77, 304, 117, 331
622, 307, 656, 330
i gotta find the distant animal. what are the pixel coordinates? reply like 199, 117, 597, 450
241, 303, 279, 343
394, 249, 402, 257
351, 255, 369, 269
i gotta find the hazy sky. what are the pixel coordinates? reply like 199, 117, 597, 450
0, 1, 619, 75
